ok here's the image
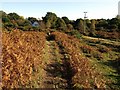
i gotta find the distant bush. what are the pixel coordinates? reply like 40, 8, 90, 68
92, 51, 103, 60
79, 44, 103, 60
80, 45, 92, 54
68, 30, 82, 39
96, 45, 110, 53
96, 31, 120, 40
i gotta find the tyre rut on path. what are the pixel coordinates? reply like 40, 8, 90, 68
40, 37, 68, 89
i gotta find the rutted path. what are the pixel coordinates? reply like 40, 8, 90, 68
82, 36, 120, 46
40, 38, 68, 88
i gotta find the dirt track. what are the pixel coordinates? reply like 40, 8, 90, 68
82, 36, 120, 46
40, 39, 68, 88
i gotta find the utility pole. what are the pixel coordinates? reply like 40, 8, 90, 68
84, 12, 87, 35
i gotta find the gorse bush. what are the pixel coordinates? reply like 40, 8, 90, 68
96, 45, 110, 53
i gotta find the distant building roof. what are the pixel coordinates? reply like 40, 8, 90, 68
32, 21, 39, 27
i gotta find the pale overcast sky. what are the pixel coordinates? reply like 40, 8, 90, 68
1, 0, 120, 20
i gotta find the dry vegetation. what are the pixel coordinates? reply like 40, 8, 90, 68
2, 30, 120, 89
2, 30, 46, 88
51, 31, 106, 88
1, 11, 120, 89
96, 31, 120, 40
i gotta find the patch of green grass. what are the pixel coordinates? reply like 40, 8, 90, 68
89, 52, 120, 89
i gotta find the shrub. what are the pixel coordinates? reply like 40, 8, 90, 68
96, 45, 110, 53
92, 51, 103, 60
69, 30, 82, 39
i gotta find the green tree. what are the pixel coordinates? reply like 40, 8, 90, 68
8, 13, 20, 20
42, 12, 57, 29
1, 11, 10, 23
86, 19, 91, 28
24, 19, 31, 26
55, 17, 67, 30
2, 17, 10, 23
74, 19, 84, 33
96, 19, 108, 30
28, 17, 38, 24
107, 18, 120, 31
79, 20, 84, 31
0, 11, 6, 18
1, 11, 14, 28
90, 19, 96, 36
5, 22, 14, 27
38, 20, 46, 29
62, 16, 70, 24
46, 20, 51, 29
67, 24, 73, 31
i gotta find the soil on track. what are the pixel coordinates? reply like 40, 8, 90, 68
40, 38, 68, 89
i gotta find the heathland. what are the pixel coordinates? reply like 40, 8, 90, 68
1, 11, 120, 89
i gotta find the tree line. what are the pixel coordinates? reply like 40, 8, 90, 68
1, 11, 120, 38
